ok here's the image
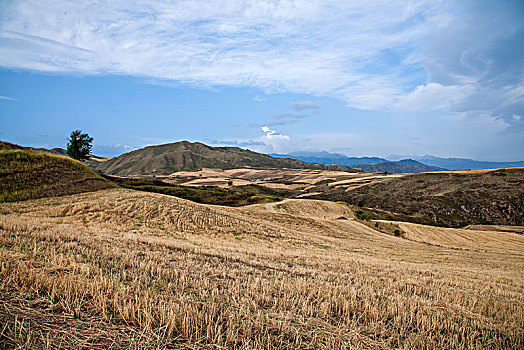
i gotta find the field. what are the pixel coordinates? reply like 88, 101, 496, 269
165, 167, 378, 191
1, 189, 523, 349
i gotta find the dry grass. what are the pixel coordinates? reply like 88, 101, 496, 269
1, 188, 523, 349
167, 167, 356, 190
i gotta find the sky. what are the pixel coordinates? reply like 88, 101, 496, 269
0, 0, 523, 161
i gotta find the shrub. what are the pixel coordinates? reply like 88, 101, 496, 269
359, 212, 373, 220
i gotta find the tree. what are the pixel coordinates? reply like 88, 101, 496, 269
66, 130, 93, 160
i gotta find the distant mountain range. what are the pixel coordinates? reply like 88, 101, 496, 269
91, 141, 357, 177
406, 155, 524, 171
353, 159, 444, 173
271, 151, 387, 167
270, 151, 442, 173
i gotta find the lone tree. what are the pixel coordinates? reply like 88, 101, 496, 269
66, 129, 93, 160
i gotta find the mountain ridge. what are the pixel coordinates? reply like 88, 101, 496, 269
387, 154, 524, 170
93, 141, 358, 176
353, 159, 444, 173
270, 151, 387, 167
270, 151, 442, 173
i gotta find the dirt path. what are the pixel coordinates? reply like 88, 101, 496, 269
265, 199, 292, 212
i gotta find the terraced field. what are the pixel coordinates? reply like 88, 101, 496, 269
1, 189, 523, 349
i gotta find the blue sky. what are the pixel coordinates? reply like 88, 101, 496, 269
0, 0, 523, 160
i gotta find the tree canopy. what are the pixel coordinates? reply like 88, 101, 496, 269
66, 130, 93, 160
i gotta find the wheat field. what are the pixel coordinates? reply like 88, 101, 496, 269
1, 188, 523, 349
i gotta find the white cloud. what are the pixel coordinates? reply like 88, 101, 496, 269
259, 125, 290, 153
395, 83, 475, 112
513, 114, 521, 121
253, 95, 265, 102
0, 0, 448, 110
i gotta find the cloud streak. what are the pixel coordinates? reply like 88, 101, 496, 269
0, 95, 19, 101
289, 101, 319, 111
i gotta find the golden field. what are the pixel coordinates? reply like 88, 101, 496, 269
1, 188, 523, 349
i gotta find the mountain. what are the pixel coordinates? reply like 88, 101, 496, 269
354, 159, 444, 173
270, 151, 387, 166
93, 141, 358, 177
270, 151, 442, 173
414, 155, 524, 171
0, 141, 115, 202
388, 154, 524, 170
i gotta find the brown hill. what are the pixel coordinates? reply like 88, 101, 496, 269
93, 141, 357, 176
309, 168, 524, 227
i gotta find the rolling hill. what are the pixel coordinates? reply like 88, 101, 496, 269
0, 141, 115, 202
1, 189, 522, 348
309, 168, 524, 227
93, 141, 358, 177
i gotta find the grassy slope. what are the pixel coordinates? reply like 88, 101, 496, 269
93, 141, 357, 176
0, 149, 116, 202
309, 168, 524, 227
0, 189, 522, 349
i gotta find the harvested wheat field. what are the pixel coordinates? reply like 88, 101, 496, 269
1, 188, 523, 349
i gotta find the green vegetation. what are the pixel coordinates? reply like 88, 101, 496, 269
358, 212, 373, 220
0, 150, 115, 202
66, 130, 93, 160
104, 175, 283, 206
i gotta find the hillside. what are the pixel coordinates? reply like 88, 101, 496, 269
1, 189, 522, 348
93, 141, 357, 176
0, 142, 115, 202
309, 168, 524, 227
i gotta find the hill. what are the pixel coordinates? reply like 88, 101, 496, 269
354, 159, 444, 173
1, 189, 522, 348
309, 168, 524, 227
0, 141, 115, 202
93, 141, 357, 177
